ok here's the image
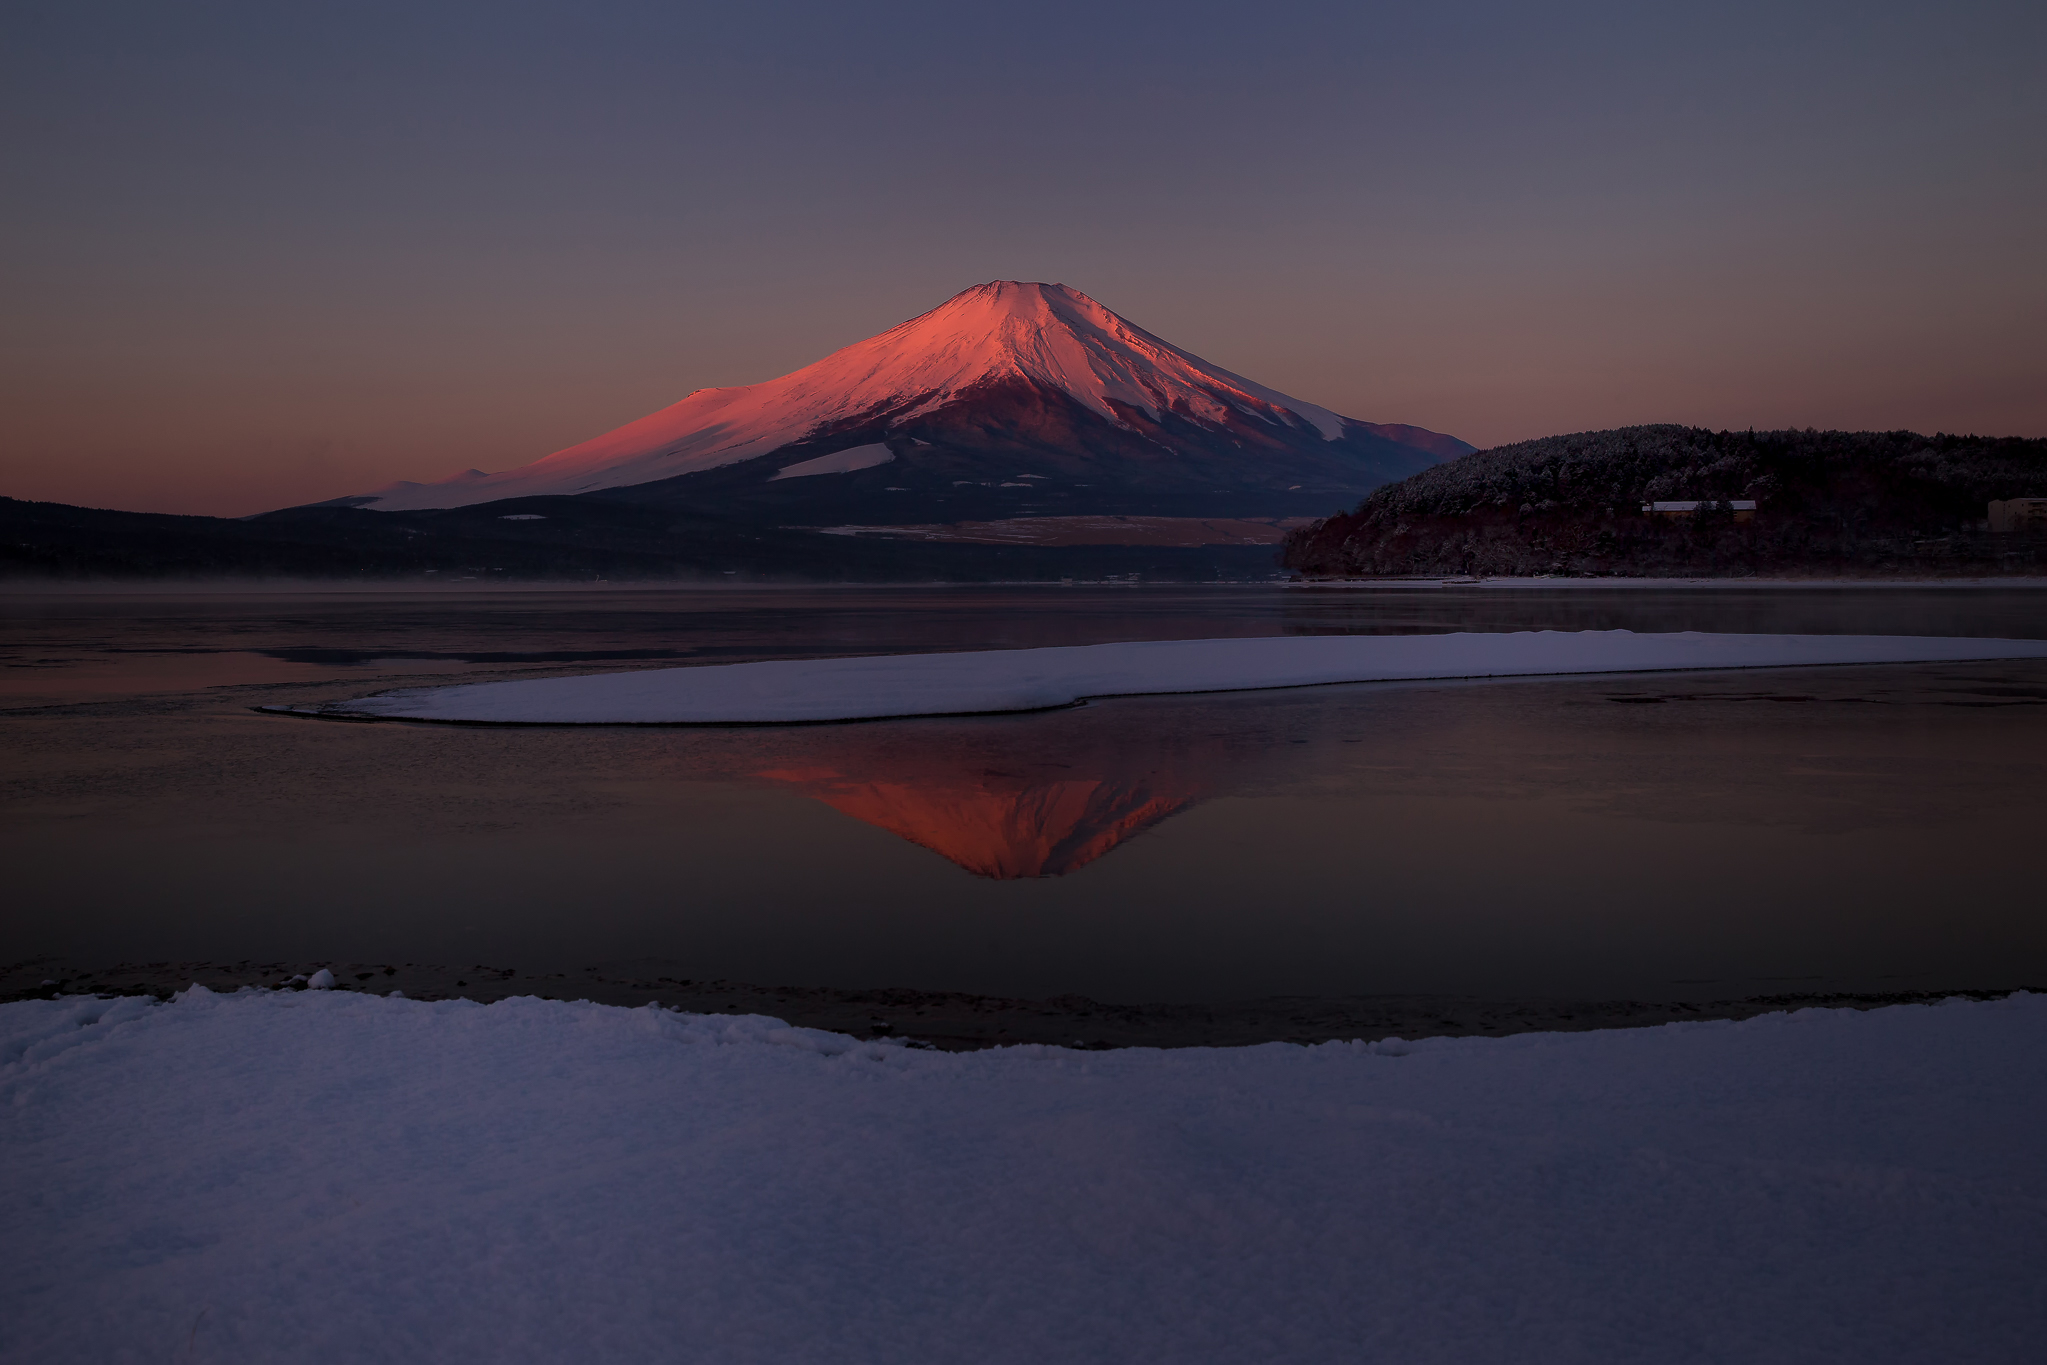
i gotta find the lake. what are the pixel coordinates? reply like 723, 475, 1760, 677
6, 583, 2046, 1011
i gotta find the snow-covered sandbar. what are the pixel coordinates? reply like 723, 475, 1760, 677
3, 990, 2041, 1362
265, 629, 2047, 725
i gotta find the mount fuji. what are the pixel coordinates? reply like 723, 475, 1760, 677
329, 283, 1470, 533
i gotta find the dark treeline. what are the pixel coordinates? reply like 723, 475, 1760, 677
1283, 426, 2047, 578
0, 496, 1280, 583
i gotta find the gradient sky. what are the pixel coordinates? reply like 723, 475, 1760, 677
4, 0, 2042, 516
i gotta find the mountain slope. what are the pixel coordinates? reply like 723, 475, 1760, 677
341, 282, 1468, 520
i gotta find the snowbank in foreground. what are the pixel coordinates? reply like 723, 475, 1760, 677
3, 992, 2042, 1363
266, 629, 2047, 724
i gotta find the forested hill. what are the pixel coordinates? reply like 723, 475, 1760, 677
1282, 426, 2047, 578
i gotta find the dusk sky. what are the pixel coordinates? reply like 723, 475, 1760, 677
4, 0, 2042, 516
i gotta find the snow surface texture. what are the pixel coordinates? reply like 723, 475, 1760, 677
348, 282, 1412, 510
769, 442, 895, 480
3, 991, 2041, 1363
275, 629, 2047, 725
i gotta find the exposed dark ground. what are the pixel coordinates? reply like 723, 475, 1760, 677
4, 958, 2029, 1051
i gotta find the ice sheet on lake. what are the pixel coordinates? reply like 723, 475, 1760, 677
3, 989, 2042, 1362
269, 629, 2047, 724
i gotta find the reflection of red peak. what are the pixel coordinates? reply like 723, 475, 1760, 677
757, 765, 1202, 878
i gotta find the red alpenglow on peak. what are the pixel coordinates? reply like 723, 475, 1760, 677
342, 281, 1470, 513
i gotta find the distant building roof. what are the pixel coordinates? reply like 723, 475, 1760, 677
1643, 500, 1757, 512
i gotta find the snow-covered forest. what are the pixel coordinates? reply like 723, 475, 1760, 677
1284, 427, 2047, 577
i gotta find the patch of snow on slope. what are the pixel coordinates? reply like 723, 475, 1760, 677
347, 283, 1364, 510
273, 630, 2047, 725
768, 443, 895, 481
2, 989, 2042, 1362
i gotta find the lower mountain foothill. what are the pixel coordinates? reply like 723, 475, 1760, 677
13, 424, 2047, 583
0, 495, 1288, 583
1283, 426, 2047, 579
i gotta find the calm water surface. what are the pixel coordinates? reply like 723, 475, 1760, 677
6, 584, 2046, 1002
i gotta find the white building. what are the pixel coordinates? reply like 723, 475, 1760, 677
1988, 499, 2047, 533
1642, 500, 1758, 522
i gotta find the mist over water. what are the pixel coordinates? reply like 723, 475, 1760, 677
6, 585, 2046, 1002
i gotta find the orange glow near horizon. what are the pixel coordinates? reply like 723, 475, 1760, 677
5, 4, 2041, 516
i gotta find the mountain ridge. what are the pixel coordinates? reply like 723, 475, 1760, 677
335, 282, 1469, 520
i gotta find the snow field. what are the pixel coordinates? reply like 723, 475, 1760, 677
3, 990, 2043, 1363
769, 443, 895, 481
279, 628, 2047, 724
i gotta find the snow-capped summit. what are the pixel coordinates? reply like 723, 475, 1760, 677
335, 282, 1470, 517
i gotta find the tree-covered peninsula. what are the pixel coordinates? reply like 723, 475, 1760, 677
1283, 426, 2047, 578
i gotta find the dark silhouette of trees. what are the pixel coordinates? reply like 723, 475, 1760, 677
1284, 426, 2047, 578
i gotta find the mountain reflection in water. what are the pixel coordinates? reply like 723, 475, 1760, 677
754, 761, 1207, 879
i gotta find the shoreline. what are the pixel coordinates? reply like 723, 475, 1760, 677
6, 573, 2047, 597
6, 959, 2033, 1050
1286, 574, 2047, 589
264, 631, 2047, 726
